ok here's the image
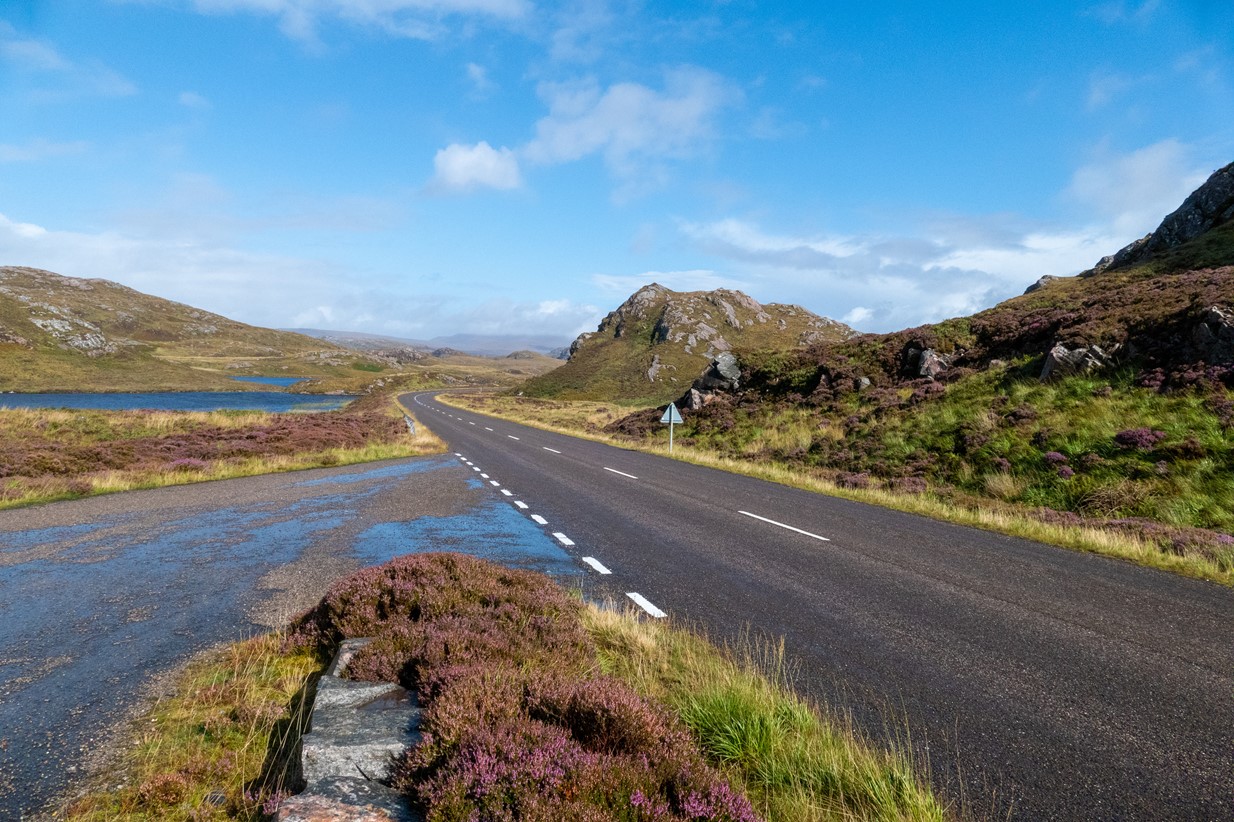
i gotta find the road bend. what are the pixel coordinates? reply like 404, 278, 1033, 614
405, 391, 1234, 821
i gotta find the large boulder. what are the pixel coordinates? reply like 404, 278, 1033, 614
1040, 343, 1115, 380
903, 346, 950, 380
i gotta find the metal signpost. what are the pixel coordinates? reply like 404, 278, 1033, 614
660, 402, 683, 452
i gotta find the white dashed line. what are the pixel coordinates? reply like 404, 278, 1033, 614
480, 473, 489, 479
501, 489, 513, 496
485, 427, 494, 432
469, 422, 476, 425
552, 532, 575, 547
453, 452, 461, 457
514, 501, 528, 509
603, 467, 638, 480
581, 557, 611, 575
531, 515, 548, 525
738, 511, 830, 542
543, 447, 561, 454
508, 435, 520, 440
472, 467, 481, 472
626, 593, 667, 618
489, 480, 500, 486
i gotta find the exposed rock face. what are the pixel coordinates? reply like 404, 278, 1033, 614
1191, 305, 1234, 361
1024, 275, 1058, 294
1088, 162, 1234, 274
678, 353, 742, 409
1040, 343, 1116, 380
903, 347, 950, 380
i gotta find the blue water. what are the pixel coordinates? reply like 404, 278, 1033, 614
0, 391, 352, 412
230, 376, 307, 387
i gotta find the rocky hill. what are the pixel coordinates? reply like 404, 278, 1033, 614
606, 163, 1234, 559
518, 284, 855, 403
0, 267, 385, 392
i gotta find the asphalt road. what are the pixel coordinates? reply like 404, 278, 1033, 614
407, 391, 1234, 821
0, 454, 578, 819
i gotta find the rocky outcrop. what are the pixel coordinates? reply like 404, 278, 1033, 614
1087, 162, 1234, 274
903, 347, 950, 380
678, 353, 742, 409
1040, 343, 1117, 380
1024, 275, 1058, 294
1191, 304, 1234, 361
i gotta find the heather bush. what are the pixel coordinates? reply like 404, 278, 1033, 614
289, 553, 761, 821
1113, 428, 1167, 450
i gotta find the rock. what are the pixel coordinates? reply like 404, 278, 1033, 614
1040, 343, 1115, 380
1191, 305, 1234, 358
696, 352, 740, 391
567, 332, 594, 359
277, 778, 420, 821
1024, 275, 1058, 294
1086, 162, 1234, 273
855, 376, 871, 390
646, 354, 662, 382
903, 347, 949, 380
679, 387, 709, 410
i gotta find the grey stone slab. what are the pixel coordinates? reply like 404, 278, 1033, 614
276, 776, 422, 821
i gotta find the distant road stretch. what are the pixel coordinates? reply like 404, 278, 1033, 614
407, 391, 1234, 821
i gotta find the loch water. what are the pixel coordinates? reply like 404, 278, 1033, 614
0, 377, 352, 412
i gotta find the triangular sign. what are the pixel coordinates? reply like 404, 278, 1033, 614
660, 402, 683, 424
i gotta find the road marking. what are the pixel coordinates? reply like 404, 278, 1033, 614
627, 593, 666, 618
472, 467, 481, 472
603, 467, 638, 480
508, 435, 520, 440
485, 427, 494, 431
581, 557, 611, 575
531, 515, 548, 525
543, 447, 561, 454
470, 422, 476, 425
738, 510, 831, 542
514, 501, 528, 509
480, 473, 489, 478
501, 489, 513, 496
552, 532, 575, 547
489, 480, 500, 487
453, 452, 461, 457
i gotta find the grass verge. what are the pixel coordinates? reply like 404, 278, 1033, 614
586, 606, 947, 821
61, 633, 326, 821
439, 394, 1234, 586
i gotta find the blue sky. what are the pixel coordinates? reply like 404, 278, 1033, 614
1, 1, 1231, 342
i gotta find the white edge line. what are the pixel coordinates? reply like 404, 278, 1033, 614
581, 556, 612, 575
603, 466, 638, 480
552, 532, 575, 547
738, 510, 830, 541
626, 592, 666, 618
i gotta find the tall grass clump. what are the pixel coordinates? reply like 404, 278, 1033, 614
62, 633, 324, 820
586, 609, 947, 822
287, 552, 761, 821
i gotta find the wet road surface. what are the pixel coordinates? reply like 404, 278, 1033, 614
0, 455, 580, 819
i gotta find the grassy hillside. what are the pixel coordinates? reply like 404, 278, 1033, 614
0, 267, 563, 393
521, 284, 854, 404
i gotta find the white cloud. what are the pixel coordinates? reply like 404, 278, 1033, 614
1085, 0, 1160, 25
523, 67, 738, 180
592, 269, 746, 294
432, 141, 522, 191
178, 90, 212, 109
465, 62, 494, 95
0, 23, 137, 100
1066, 139, 1210, 235
0, 138, 89, 163
842, 306, 873, 326
1086, 70, 1136, 110
183, 0, 530, 42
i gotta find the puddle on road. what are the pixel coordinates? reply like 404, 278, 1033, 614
0, 454, 584, 819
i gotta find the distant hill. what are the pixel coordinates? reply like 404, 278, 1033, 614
289, 328, 571, 358
518, 284, 855, 403
0, 267, 389, 392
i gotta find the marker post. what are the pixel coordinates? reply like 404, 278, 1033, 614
660, 402, 683, 453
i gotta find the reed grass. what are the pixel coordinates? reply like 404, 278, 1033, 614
585, 606, 949, 821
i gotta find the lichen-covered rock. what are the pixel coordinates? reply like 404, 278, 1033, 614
1040, 343, 1115, 380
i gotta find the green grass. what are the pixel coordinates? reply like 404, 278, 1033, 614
586, 606, 949, 821
62, 633, 325, 821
